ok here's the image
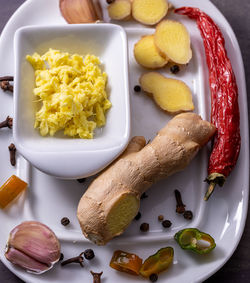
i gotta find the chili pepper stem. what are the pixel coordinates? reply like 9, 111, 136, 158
204, 182, 216, 201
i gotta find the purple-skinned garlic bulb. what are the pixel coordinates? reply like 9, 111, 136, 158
5, 221, 61, 274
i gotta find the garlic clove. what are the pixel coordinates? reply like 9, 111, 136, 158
59, 0, 103, 24
5, 221, 61, 274
5, 247, 49, 274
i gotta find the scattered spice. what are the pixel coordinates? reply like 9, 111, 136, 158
158, 215, 164, 221
174, 189, 186, 214
8, 143, 16, 166
140, 192, 148, 199
149, 273, 158, 282
84, 249, 95, 260
140, 223, 149, 232
134, 85, 141, 92
170, 64, 180, 74
106, 0, 115, 4
0, 76, 14, 82
61, 217, 70, 226
77, 178, 86, 183
0, 116, 13, 129
61, 252, 84, 267
134, 211, 141, 220
90, 271, 103, 283
59, 253, 64, 261
0, 81, 13, 92
183, 210, 193, 220
162, 220, 172, 228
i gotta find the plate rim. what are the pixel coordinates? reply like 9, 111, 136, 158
0, 0, 249, 282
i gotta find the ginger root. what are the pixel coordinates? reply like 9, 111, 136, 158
77, 113, 216, 245
140, 72, 194, 113
108, 0, 132, 21
132, 0, 168, 25
154, 20, 192, 64
134, 35, 168, 69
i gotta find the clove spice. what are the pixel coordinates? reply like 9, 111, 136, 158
0, 76, 14, 82
8, 143, 16, 166
0, 76, 14, 92
0, 116, 13, 129
174, 189, 186, 214
61, 252, 84, 267
1, 81, 13, 92
90, 271, 103, 283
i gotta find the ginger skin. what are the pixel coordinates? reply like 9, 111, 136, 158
77, 113, 216, 245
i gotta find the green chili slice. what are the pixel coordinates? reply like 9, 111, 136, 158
139, 247, 174, 278
174, 228, 216, 254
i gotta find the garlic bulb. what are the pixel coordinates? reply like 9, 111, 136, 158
59, 0, 103, 24
5, 221, 61, 274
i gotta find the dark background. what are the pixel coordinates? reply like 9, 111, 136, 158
0, 0, 249, 282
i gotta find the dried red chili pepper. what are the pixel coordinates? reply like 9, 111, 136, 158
175, 7, 241, 200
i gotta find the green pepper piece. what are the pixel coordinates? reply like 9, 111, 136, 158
139, 247, 174, 278
174, 228, 216, 254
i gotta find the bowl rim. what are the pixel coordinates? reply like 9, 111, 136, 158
13, 23, 131, 178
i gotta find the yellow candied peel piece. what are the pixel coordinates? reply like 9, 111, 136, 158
0, 175, 27, 209
27, 49, 111, 139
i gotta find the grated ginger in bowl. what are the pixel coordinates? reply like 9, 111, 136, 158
26, 49, 111, 139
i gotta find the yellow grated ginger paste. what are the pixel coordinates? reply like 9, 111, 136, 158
26, 49, 111, 139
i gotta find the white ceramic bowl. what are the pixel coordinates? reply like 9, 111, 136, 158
13, 24, 130, 179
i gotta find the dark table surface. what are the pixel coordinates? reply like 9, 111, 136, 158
0, 0, 249, 282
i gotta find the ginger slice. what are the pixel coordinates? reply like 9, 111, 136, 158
134, 35, 168, 69
108, 0, 132, 21
154, 20, 192, 64
132, 0, 168, 25
140, 72, 194, 113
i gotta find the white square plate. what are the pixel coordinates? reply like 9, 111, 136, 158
0, 0, 248, 283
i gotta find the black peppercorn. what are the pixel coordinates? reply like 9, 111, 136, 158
183, 210, 193, 220
162, 220, 172, 228
140, 223, 149, 232
84, 249, 95, 260
134, 85, 141, 92
134, 211, 141, 220
106, 0, 115, 4
149, 273, 158, 282
158, 215, 164, 221
59, 253, 64, 261
170, 64, 180, 74
140, 192, 148, 199
61, 217, 70, 226
77, 178, 86, 183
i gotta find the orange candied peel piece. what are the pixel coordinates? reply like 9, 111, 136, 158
110, 250, 143, 276
0, 175, 27, 209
